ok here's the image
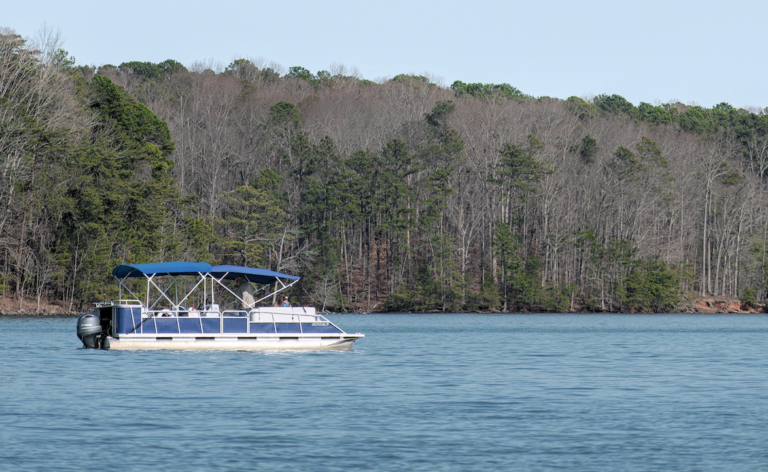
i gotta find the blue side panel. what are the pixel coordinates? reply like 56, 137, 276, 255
201, 318, 220, 334
223, 318, 247, 333
179, 318, 203, 334
250, 323, 276, 333
142, 318, 157, 334
116, 307, 142, 334
301, 323, 343, 334
275, 323, 302, 334
156, 318, 180, 334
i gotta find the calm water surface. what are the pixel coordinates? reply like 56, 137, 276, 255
2, 314, 768, 471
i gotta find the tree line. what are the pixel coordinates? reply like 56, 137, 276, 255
2, 27, 768, 313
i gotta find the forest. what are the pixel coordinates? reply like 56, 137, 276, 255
2, 27, 768, 313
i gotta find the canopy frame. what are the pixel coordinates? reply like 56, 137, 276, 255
209, 271, 299, 309
110, 262, 300, 314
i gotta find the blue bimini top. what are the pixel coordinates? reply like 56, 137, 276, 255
112, 261, 213, 278
210, 265, 300, 284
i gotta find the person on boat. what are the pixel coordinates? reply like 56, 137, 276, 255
237, 277, 255, 309
282, 296, 291, 307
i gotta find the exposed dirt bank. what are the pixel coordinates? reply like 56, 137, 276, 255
0, 298, 80, 316
686, 297, 767, 314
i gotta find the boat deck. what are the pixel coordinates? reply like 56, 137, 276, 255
100, 305, 362, 350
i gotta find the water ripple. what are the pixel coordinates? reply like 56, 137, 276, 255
1, 314, 768, 471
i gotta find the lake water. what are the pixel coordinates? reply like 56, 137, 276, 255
2, 314, 768, 471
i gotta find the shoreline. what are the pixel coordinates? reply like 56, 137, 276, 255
2, 296, 764, 317
2, 310, 767, 317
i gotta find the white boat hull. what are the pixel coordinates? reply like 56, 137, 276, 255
103, 334, 361, 351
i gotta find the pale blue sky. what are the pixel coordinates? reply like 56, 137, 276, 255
5, 0, 767, 109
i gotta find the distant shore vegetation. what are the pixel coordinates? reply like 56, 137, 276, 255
2, 26, 768, 314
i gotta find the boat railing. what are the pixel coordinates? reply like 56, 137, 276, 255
140, 307, 219, 318
95, 299, 143, 308
136, 307, 330, 323
124, 305, 337, 336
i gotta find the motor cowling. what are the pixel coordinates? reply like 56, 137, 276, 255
77, 313, 102, 348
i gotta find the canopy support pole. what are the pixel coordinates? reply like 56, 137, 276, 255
146, 275, 177, 309
175, 274, 206, 308
114, 275, 143, 308
211, 273, 247, 307
254, 278, 298, 305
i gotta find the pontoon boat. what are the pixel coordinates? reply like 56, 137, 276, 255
76, 262, 363, 350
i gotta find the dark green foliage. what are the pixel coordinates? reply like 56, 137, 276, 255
385, 267, 442, 312
421, 101, 464, 224
486, 135, 550, 310
391, 74, 434, 86
742, 287, 758, 306
493, 223, 544, 311
451, 80, 526, 100
385, 258, 462, 313
421, 104, 462, 220
425, 100, 456, 129
567, 96, 768, 177
96, 64, 117, 75
720, 169, 743, 185
494, 83, 527, 99
181, 216, 215, 263
609, 146, 644, 181
491, 135, 547, 198
228, 61, 280, 85
260, 67, 280, 83
566, 96, 597, 119
421, 168, 453, 225
380, 138, 417, 233
287, 66, 315, 82
118, 60, 186, 81
679, 106, 714, 134
225, 59, 260, 85
581, 237, 682, 312
576, 134, 598, 164
90, 75, 175, 156
624, 256, 680, 312
541, 284, 574, 312
214, 186, 286, 266
268, 101, 301, 126
636, 136, 668, 168
51, 49, 76, 70
426, 233, 463, 312
465, 277, 501, 311
46, 76, 192, 302
637, 102, 673, 125
595, 94, 637, 117
250, 168, 285, 204
516, 254, 544, 311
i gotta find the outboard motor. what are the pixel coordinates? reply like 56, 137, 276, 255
77, 313, 102, 348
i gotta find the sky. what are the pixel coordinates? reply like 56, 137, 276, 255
4, 0, 767, 109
